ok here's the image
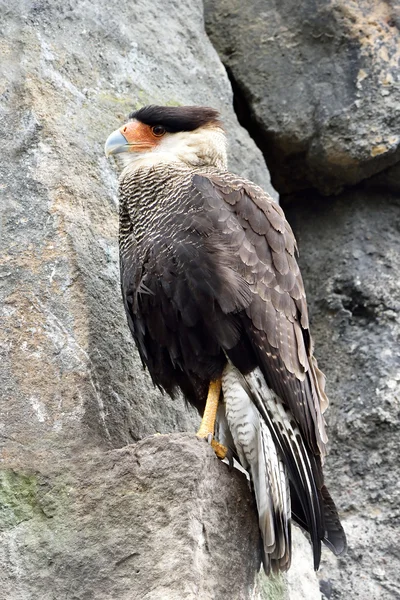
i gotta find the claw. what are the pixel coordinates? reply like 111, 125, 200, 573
210, 438, 229, 460
196, 432, 229, 460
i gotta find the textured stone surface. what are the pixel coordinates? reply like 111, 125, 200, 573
205, 1, 400, 595
0, 0, 277, 597
0, 434, 261, 599
0, 0, 274, 463
0, 0, 367, 597
287, 527, 323, 600
205, 0, 400, 196
286, 188, 400, 599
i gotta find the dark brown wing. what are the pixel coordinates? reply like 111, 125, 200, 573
119, 195, 253, 412
192, 173, 346, 567
120, 168, 345, 564
193, 172, 328, 457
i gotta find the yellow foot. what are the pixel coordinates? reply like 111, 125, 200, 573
196, 433, 229, 460
210, 438, 228, 459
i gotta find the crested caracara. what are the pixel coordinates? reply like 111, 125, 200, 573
105, 105, 346, 573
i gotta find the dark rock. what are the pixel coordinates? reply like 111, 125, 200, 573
285, 187, 400, 600
205, 0, 400, 196
319, 578, 333, 599
369, 161, 400, 194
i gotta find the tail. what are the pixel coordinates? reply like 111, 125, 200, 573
222, 363, 291, 572
221, 362, 346, 572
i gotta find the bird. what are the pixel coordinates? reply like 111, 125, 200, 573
104, 104, 346, 573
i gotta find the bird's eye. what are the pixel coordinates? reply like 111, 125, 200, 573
151, 125, 166, 137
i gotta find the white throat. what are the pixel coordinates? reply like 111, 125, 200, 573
119, 127, 228, 174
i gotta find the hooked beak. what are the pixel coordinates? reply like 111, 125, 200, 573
105, 120, 157, 157
104, 129, 129, 156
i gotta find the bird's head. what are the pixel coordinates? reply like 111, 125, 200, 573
104, 105, 228, 172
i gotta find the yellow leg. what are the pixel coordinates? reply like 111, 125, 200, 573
197, 379, 221, 438
196, 379, 228, 460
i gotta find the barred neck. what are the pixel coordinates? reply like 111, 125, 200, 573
119, 163, 197, 250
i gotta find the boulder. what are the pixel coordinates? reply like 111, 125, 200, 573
205, 0, 400, 196
0, 434, 261, 600
205, 1, 400, 596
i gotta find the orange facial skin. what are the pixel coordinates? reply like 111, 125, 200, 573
119, 121, 165, 152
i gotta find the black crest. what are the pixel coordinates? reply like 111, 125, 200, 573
129, 105, 222, 133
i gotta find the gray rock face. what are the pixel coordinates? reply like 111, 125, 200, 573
0, 434, 261, 600
285, 188, 400, 599
205, 0, 400, 196
0, 0, 284, 597
205, 5, 400, 594
0, 0, 273, 462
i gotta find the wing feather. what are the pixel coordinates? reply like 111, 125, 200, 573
192, 172, 345, 565
193, 173, 327, 457
120, 167, 345, 567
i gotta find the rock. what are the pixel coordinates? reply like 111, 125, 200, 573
370, 161, 400, 194
285, 187, 400, 599
0, 434, 261, 599
0, 0, 273, 463
0, 0, 282, 597
255, 526, 324, 600
205, 0, 400, 196
287, 527, 323, 600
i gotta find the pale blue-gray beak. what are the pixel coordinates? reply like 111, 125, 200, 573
104, 129, 129, 156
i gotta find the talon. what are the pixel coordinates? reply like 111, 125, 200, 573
196, 433, 229, 461
210, 438, 229, 460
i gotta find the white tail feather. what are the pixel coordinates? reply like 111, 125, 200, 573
221, 362, 291, 571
